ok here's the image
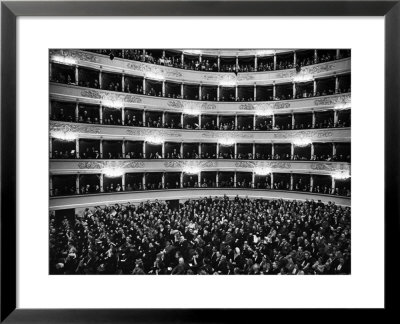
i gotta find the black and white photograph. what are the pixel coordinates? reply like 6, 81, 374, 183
48, 48, 351, 275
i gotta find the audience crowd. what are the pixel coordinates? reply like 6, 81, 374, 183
50, 196, 351, 275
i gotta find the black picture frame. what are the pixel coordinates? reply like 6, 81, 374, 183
1, 0, 399, 322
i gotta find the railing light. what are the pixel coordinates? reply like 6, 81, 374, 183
103, 168, 124, 178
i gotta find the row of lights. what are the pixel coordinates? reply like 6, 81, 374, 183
102, 167, 350, 179
51, 132, 314, 148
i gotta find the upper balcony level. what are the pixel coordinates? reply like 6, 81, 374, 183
50, 82, 351, 116
50, 49, 351, 88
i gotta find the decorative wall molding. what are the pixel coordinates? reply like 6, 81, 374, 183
77, 161, 145, 169
81, 89, 142, 104
50, 49, 98, 63
167, 100, 217, 111
126, 128, 182, 137
201, 132, 254, 139
239, 102, 291, 111
310, 163, 350, 172
276, 63, 335, 79
235, 161, 292, 169
314, 94, 351, 106
164, 160, 217, 168
126, 62, 183, 78
273, 130, 333, 139
50, 121, 102, 134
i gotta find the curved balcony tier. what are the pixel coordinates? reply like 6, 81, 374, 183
50, 121, 350, 143
49, 188, 350, 210
50, 83, 351, 115
50, 49, 350, 86
50, 159, 350, 176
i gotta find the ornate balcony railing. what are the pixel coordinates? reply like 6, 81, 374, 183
50, 49, 350, 86
49, 121, 350, 143
50, 159, 350, 176
50, 82, 351, 115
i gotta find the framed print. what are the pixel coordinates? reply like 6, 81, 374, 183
1, 0, 399, 322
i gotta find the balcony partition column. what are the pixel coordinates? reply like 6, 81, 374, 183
217, 56, 220, 71
100, 174, 104, 192
180, 142, 183, 158
290, 174, 294, 190
99, 70, 102, 89
332, 143, 337, 156
75, 66, 79, 85
143, 173, 146, 190
76, 139, 79, 159
235, 85, 238, 101
181, 83, 184, 98
99, 105, 103, 124
335, 75, 339, 93
162, 111, 165, 126
252, 143, 255, 159
310, 175, 314, 192
199, 84, 202, 100
75, 102, 79, 122
272, 115, 276, 128
76, 174, 80, 194
143, 110, 146, 127
234, 172, 237, 188
143, 141, 146, 159
234, 143, 237, 158
162, 173, 165, 189
49, 138, 53, 158
270, 173, 274, 188
292, 114, 295, 129
311, 143, 314, 157
161, 142, 165, 158
292, 82, 296, 98
254, 56, 258, 71
331, 178, 336, 193
217, 86, 220, 101
49, 177, 53, 196
254, 84, 257, 101
121, 173, 125, 191
235, 114, 238, 130
198, 115, 202, 129
313, 79, 317, 96
199, 54, 202, 63
312, 111, 316, 128
180, 172, 183, 188
216, 115, 220, 128
216, 143, 220, 157
273, 83, 276, 100
252, 172, 255, 188
253, 114, 256, 130
273, 53, 277, 70
293, 51, 297, 66
334, 110, 339, 125
336, 49, 340, 60
198, 171, 201, 187
100, 139, 103, 158
314, 50, 318, 64
236, 56, 239, 71
49, 62, 52, 80
198, 143, 201, 157
271, 143, 275, 157
216, 172, 219, 188
180, 114, 184, 128
122, 140, 125, 158
291, 143, 294, 158
162, 81, 165, 97
122, 74, 125, 92
181, 53, 184, 68
121, 107, 125, 125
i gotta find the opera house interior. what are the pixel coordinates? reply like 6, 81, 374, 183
49, 48, 351, 275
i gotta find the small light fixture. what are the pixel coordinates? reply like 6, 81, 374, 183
103, 168, 123, 177
254, 167, 272, 176
218, 138, 235, 146
51, 131, 77, 141
146, 136, 164, 145
182, 165, 201, 174
332, 171, 351, 180
293, 138, 312, 147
